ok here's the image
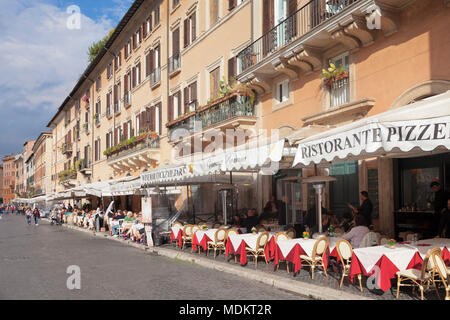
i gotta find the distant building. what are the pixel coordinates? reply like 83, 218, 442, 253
3, 154, 16, 204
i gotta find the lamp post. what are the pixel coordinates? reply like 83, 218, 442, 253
313, 184, 325, 234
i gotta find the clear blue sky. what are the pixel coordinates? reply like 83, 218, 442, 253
0, 0, 134, 157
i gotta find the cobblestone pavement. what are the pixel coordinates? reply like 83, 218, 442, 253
0, 214, 305, 300
159, 240, 444, 301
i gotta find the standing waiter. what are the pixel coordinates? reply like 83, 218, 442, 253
430, 182, 450, 237
350, 191, 373, 228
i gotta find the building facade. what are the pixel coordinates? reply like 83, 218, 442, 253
33, 132, 52, 197
2, 154, 16, 204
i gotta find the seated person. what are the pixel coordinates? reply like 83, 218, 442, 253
341, 215, 370, 249
338, 211, 355, 233
121, 211, 136, 236
242, 208, 259, 232
231, 214, 241, 227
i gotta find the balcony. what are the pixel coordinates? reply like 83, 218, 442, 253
167, 93, 256, 140
236, 0, 401, 93
150, 67, 161, 88
106, 133, 160, 174
124, 91, 132, 108
77, 158, 92, 175
62, 143, 73, 156
168, 53, 181, 76
58, 169, 77, 186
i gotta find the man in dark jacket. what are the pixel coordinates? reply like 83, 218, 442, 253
242, 209, 259, 232
437, 199, 450, 238
353, 191, 373, 227
431, 182, 450, 236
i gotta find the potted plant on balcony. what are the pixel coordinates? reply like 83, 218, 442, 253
320, 63, 349, 87
93, 113, 99, 122
147, 131, 159, 139
82, 122, 89, 131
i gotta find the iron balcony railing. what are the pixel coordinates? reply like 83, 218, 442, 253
237, 0, 358, 74
168, 53, 181, 74
330, 77, 350, 107
107, 136, 160, 162
150, 67, 161, 86
62, 143, 73, 155
167, 94, 255, 135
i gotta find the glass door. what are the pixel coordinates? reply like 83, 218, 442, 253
274, 0, 288, 48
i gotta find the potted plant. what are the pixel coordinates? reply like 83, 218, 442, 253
251, 227, 257, 234
303, 231, 310, 239
202, 224, 207, 230
387, 239, 397, 249
320, 63, 349, 87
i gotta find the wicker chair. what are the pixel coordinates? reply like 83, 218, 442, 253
255, 224, 267, 233
430, 247, 449, 300
207, 227, 228, 259
225, 228, 239, 263
378, 236, 389, 245
286, 228, 296, 239
181, 224, 194, 250
274, 232, 291, 273
246, 232, 270, 268
396, 247, 435, 300
336, 239, 363, 292
172, 222, 182, 228
190, 225, 201, 252
300, 236, 329, 279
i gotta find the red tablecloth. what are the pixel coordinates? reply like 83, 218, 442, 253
273, 243, 330, 274
349, 251, 423, 292
192, 233, 213, 252
225, 239, 271, 266
170, 229, 183, 247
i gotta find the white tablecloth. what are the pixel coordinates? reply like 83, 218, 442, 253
402, 238, 450, 258
195, 229, 218, 243
228, 233, 274, 251
276, 237, 339, 258
353, 245, 418, 273
171, 226, 184, 238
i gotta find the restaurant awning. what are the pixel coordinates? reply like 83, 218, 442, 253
293, 91, 450, 167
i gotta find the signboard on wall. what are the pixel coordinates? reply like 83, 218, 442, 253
141, 196, 152, 224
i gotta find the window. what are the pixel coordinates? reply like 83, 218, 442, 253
229, 0, 244, 10
184, 82, 197, 113
106, 91, 112, 116
210, 67, 220, 99
124, 39, 131, 59
173, 0, 180, 9
114, 82, 121, 112
276, 79, 290, 104
107, 62, 113, 79
184, 12, 196, 48
144, 16, 152, 36
95, 75, 101, 91
124, 71, 132, 106
132, 63, 141, 88
94, 138, 101, 162
154, 5, 160, 26
169, 91, 181, 121
329, 52, 350, 108
133, 27, 142, 49
95, 100, 101, 125
106, 131, 113, 149
114, 52, 121, 70
210, 0, 219, 26
136, 113, 141, 135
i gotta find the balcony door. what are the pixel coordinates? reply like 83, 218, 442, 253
274, 0, 287, 48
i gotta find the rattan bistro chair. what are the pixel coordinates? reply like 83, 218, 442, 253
300, 236, 329, 279
207, 227, 228, 259
430, 248, 450, 300
246, 232, 270, 268
172, 222, 182, 228
336, 239, 363, 292
274, 232, 291, 273
255, 224, 267, 233
395, 248, 435, 300
225, 228, 239, 263
181, 224, 194, 250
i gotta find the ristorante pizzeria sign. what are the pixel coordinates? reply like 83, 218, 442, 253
141, 165, 189, 186
293, 117, 450, 166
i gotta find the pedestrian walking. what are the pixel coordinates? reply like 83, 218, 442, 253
26, 208, 32, 225
33, 208, 40, 226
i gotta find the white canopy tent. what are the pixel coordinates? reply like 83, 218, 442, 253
293, 91, 450, 167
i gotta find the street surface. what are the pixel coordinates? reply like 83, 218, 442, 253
0, 214, 305, 300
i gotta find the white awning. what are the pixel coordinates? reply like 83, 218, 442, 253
106, 176, 143, 196
293, 91, 450, 167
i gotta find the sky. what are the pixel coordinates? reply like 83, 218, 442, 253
0, 0, 134, 157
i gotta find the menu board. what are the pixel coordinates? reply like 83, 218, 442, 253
141, 196, 152, 224
368, 169, 379, 219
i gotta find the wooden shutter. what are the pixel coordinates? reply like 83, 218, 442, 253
146, 52, 151, 77
132, 67, 136, 88
114, 128, 118, 145
191, 13, 196, 42
173, 28, 180, 55
229, 0, 237, 11
124, 44, 127, 59
263, 0, 275, 56
184, 19, 189, 48
123, 123, 127, 140
151, 107, 156, 132
124, 74, 128, 93
228, 57, 236, 81
288, 0, 298, 38
142, 21, 147, 38
158, 103, 162, 134
191, 82, 197, 107
137, 63, 141, 84
177, 91, 182, 117
184, 87, 189, 113
169, 96, 174, 121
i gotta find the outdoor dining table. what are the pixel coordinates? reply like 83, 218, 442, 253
170, 225, 184, 247
192, 229, 218, 252
349, 238, 450, 292
273, 237, 340, 274
225, 232, 275, 266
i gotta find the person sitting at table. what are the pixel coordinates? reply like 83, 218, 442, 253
231, 214, 241, 227
341, 215, 370, 249
339, 211, 355, 233
305, 205, 328, 234
264, 195, 280, 221
437, 198, 450, 239
242, 208, 259, 232
122, 211, 136, 237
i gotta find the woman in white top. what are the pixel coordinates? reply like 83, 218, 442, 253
342, 215, 369, 248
